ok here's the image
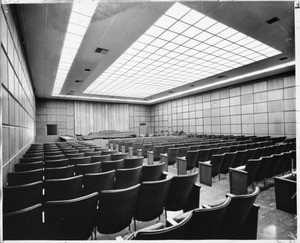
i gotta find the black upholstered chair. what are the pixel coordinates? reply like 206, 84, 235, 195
7, 169, 44, 186
3, 204, 44, 240
15, 161, 43, 172
111, 153, 129, 161
44, 158, 69, 168
199, 154, 224, 186
177, 150, 199, 175
219, 152, 235, 177
44, 175, 83, 201
44, 154, 66, 161
3, 181, 43, 214
217, 186, 260, 239
165, 171, 200, 217
134, 178, 172, 229
101, 159, 124, 172
229, 159, 261, 195
75, 162, 101, 175
141, 163, 167, 181
44, 192, 98, 240
253, 156, 271, 187
20, 156, 44, 163
147, 146, 163, 164
91, 154, 111, 163
83, 170, 116, 195
85, 151, 102, 157
160, 148, 179, 171
44, 165, 75, 179
114, 166, 143, 189
124, 157, 144, 168
69, 156, 91, 165
97, 184, 141, 234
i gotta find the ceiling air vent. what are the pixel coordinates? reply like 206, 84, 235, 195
75, 80, 84, 83
85, 68, 91, 71
168, 91, 174, 93
266, 17, 279, 25
279, 57, 288, 61
95, 47, 109, 54
217, 75, 226, 79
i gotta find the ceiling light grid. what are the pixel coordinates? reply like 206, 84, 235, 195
52, 0, 99, 96
84, 2, 281, 99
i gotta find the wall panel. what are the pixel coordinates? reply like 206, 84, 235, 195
1, 5, 36, 185
150, 74, 296, 137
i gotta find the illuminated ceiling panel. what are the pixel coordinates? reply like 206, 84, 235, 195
82, 2, 281, 99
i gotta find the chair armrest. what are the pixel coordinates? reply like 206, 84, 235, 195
147, 151, 154, 165
121, 145, 126, 153
172, 211, 191, 223
177, 157, 187, 175
128, 147, 133, 158
199, 161, 212, 168
229, 167, 248, 195
199, 161, 213, 186
137, 149, 142, 157
202, 204, 211, 209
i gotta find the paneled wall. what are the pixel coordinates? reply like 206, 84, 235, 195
35, 99, 151, 142
151, 74, 296, 137
1, 5, 36, 184
36, 99, 75, 143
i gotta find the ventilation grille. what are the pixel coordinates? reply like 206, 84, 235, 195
266, 17, 279, 25
95, 47, 109, 54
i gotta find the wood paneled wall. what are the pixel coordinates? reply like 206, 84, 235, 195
1, 5, 36, 185
151, 74, 296, 137
75, 101, 129, 134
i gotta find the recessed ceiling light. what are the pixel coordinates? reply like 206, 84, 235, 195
95, 47, 109, 54
75, 80, 84, 83
85, 68, 91, 71
266, 17, 280, 25
279, 57, 288, 61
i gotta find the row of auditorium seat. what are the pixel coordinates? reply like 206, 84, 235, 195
4, 172, 200, 240
4, 162, 169, 213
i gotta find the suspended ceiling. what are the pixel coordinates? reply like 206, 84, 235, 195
13, 1, 295, 104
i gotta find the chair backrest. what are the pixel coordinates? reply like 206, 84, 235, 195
141, 144, 153, 157
75, 162, 101, 175
44, 154, 66, 161
189, 145, 200, 151
44, 175, 83, 201
207, 148, 220, 161
111, 153, 129, 161
83, 170, 116, 195
185, 150, 199, 171
210, 154, 224, 177
123, 157, 144, 168
79, 148, 94, 153
165, 171, 198, 211
63, 149, 79, 154
228, 145, 239, 152
7, 169, 44, 186
97, 184, 141, 234
252, 147, 264, 159
245, 159, 261, 186
241, 148, 256, 165
197, 149, 210, 163
220, 152, 236, 174
178, 146, 190, 157
3, 204, 44, 240
44, 165, 75, 180
162, 144, 174, 154
101, 159, 124, 172
218, 186, 260, 238
3, 181, 43, 214
135, 178, 172, 222
20, 156, 44, 163
85, 151, 102, 157
275, 153, 287, 175
114, 166, 143, 189
152, 146, 164, 161
102, 150, 118, 155
253, 156, 271, 182
130, 211, 192, 240
219, 146, 230, 155
15, 161, 43, 172
44, 192, 98, 240
283, 151, 293, 173
167, 148, 179, 165
231, 150, 246, 168
262, 145, 273, 156
91, 154, 111, 163
184, 197, 231, 239
69, 156, 91, 165
141, 163, 166, 181
44, 158, 69, 168
66, 152, 85, 158
23, 152, 44, 158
